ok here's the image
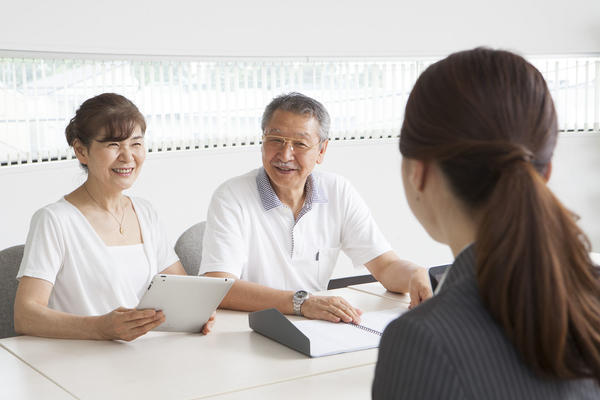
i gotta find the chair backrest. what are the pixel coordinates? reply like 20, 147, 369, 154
0, 245, 24, 338
174, 222, 206, 276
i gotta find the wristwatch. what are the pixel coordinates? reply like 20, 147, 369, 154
293, 290, 310, 316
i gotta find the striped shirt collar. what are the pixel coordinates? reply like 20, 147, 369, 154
256, 167, 328, 215
437, 243, 476, 293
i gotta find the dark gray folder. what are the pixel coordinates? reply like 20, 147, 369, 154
249, 307, 400, 357
249, 308, 312, 356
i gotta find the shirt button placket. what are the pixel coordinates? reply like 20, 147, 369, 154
290, 215, 296, 258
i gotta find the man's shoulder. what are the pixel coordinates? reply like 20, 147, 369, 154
214, 168, 261, 195
312, 169, 346, 183
312, 170, 369, 212
208, 168, 263, 213
312, 169, 354, 195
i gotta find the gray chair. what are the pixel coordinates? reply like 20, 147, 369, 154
0, 245, 24, 338
174, 222, 206, 276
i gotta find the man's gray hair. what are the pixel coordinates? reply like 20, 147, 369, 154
261, 92, 330, 142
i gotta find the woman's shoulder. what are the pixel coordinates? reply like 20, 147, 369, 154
31, 198, 78, 221
387, 278, 483, 339
383, 277, 513, 377
23, 199, 78, 254
375, 291, 470, 399
128, 196, 160, 223
129, 195, 153, 210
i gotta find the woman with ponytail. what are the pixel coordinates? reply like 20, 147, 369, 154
372, 48, 600, 399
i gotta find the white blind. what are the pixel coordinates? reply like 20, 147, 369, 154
1, 55, 598, 166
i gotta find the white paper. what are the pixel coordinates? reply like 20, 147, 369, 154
293, 308, 405, 357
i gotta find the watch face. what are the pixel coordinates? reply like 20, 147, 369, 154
294, 290, 308, 300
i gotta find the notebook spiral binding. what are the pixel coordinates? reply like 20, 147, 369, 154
351, 323, 382, 336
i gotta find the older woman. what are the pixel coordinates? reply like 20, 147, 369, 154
14, 93, 214, 341
373, 49, 600, 398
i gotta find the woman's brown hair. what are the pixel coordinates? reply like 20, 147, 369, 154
400, 48, 600, 382
65, 92, 146, 147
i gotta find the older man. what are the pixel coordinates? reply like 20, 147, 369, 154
200, 93, 432, 323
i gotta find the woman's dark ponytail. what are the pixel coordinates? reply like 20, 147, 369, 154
477, 155, 600, 380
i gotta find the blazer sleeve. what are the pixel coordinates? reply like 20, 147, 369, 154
372, 316, 465, 399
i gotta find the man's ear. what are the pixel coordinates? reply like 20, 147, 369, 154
73, 139, 89, 166
316, 139, 328, 164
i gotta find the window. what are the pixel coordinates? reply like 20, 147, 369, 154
1, 54, 598, 166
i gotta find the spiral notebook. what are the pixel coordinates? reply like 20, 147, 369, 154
249, 307, 404, 357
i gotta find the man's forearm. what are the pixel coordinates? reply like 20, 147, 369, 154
379, 259, 419, 293
366, 252, 421, 293
204, 272, 295, 314
204, 272, 364, 321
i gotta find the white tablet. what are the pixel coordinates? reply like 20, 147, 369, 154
137, 274, 234, 333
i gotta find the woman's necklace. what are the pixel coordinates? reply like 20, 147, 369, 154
83, 184, 126, 235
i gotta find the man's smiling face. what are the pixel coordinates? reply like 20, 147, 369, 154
261, 110, 328, 196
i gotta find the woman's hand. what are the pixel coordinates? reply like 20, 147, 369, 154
201, 311, 216, 335
96, 307, 165, 341
408, 268, 433, 309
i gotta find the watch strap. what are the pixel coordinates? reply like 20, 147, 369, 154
293, 290, 308, 316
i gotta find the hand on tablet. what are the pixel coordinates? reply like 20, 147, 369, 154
201, 311, 216, 335
96, 307, 165, 341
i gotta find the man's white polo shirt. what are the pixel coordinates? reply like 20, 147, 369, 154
199, 168, 392, 292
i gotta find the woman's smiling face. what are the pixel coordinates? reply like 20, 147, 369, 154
77, 125, 146, 192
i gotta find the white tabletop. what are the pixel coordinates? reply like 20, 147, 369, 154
1, 288, 407, 400
0, 346, 75, 400
349, 281, 411, 304
209, 364, 376, 400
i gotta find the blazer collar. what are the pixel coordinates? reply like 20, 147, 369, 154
438, 243, 476, 293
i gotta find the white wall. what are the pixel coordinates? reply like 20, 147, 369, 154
2, 135, 599, 278
1, 0, 599, 277
1, 0, 599, 56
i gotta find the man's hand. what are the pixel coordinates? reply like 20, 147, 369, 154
300, 295, 362, 323
408, 268, 433, 309
96, 307, 165, 341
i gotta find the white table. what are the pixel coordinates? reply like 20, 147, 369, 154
349, 281, 411, 304
0, 287, 407, 400
0, 346, 75, 399
209, 364, 376, 400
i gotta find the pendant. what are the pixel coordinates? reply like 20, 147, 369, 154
119, 227, 124, 235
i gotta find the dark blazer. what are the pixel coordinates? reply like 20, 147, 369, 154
372, 245, 600, 399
